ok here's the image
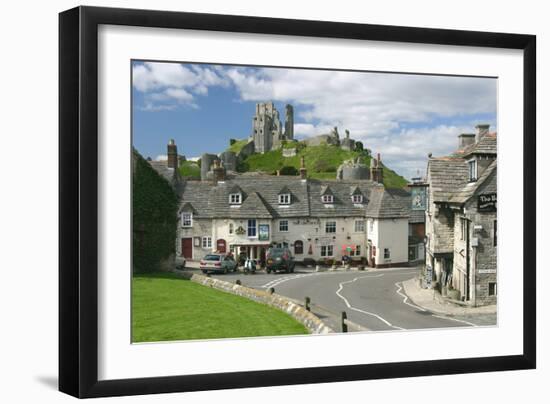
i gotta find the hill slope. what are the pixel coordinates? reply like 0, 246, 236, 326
234, 140, 408, 188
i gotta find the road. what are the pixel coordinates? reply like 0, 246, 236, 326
193, 266, 496, 332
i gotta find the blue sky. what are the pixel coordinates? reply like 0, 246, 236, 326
132, 61, 497, 179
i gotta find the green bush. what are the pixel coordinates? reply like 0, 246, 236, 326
132, 150, 179, 273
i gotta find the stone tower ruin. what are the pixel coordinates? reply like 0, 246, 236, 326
284, 104, 294, 140
252, 101, 282, 153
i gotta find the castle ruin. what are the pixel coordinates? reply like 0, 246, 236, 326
251, 101, 294, 153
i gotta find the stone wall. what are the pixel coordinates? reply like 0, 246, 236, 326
176, 271, 334, 334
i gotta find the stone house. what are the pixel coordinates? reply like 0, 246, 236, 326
425, 125, 497, 306
148, 140, 418, 267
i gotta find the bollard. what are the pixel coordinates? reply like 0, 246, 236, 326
235, 280, 241, 285
305, 296, 311, 311
341, 311, 348, 333
268, 287, 275, 295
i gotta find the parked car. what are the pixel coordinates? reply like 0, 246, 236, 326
200, 253, 237, 274
266, 247, 295, 273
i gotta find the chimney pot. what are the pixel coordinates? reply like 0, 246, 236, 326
167, 139, 178, 169
475, 124, 490, 142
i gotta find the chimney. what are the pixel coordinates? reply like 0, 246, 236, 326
299, 156, 307, 179
167, 139, 178, 169
475, 124, 490, 142
212, 159, 225, 184
370, 153, 384, 184
458, 133, 476, 149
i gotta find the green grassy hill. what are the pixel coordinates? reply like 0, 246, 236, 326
233, 140, 408, 188
180, 138, 408, 187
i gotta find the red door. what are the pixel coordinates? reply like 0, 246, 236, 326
181, 238, 193, 259
216, 239, 226, 253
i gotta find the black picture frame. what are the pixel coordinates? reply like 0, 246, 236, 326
59, 6, 536, 398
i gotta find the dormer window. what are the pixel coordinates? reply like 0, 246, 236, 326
229, 193, 242, 205
279, 194, 291, 205
468, 159, 477, 182
322, 195, 334, 204
181, 212, 193, 228
352, 195, 363, 204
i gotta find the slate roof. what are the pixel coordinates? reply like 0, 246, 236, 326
172, 174, 414, 220
455, 133, 497, 157
409, 209, 426, 223
365, 187, 411, 219
148, 161, 180, 186
308, 179, 376, 218
428, 132, 497, 205
427, 157, 469, 203
448, 160, 497, 204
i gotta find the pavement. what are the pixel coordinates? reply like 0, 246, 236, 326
402, 277, 497, 316
184, 264, 497, 331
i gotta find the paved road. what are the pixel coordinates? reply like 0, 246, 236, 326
195, 266, 495, 332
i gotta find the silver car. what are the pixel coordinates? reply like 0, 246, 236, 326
199, 253, 237, 274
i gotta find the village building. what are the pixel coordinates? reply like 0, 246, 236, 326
425, 124, 497, 306
149, 140, 418, 268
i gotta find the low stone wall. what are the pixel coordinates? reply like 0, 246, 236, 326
175, 271, 334, 334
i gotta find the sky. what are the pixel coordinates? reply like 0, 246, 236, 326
132, 61, 497, 180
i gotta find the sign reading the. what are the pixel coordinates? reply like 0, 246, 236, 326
478, 193, 497, 212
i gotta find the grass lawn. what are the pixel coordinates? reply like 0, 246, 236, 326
132, 272, 309, 342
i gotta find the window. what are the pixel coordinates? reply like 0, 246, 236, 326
384, 248, 391, 259
294, 240, 304, 255
229, 193, 242, 204
229, 223, 234, 234
488, 282, 497, 296
202, 236, 212, 249
321, 245, 334, 257
322, 195, 334, 204
494, 220, 497, 247
350, 245, 361, 256
325, 221, 336, 233
279, 220, 289, 232
247, 219, 257, 237
354, 220, 365, 233
468, 159, 477, 181
369, 219, 374, 232
278, 194, 291, 205
181, 212, 192, 227
352, 195, 363, 204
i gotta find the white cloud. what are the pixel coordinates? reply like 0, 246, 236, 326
133, 62, 228, 110
221, 67, 496, 179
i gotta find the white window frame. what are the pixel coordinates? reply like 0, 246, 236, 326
321, 245, 334, 257
247, 219, 257, 238
279, 220, 289, 232
325, 221, 336, 233
468, 159, 477, 182
229, 193, 242, 205
350, 245, 361, 257
278, 194, 291, 205
322, 194, 334, 204
369, 219, 374, 232
352, 194, 363, 204
181, 212, 193, 228
202, 236, 212, 249
354, 220, 365, 233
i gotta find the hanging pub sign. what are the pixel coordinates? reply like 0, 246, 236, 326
478, 193, 497, 212
258, 224, 270, 241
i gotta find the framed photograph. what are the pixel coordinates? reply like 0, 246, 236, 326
59, 6, 536, 398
